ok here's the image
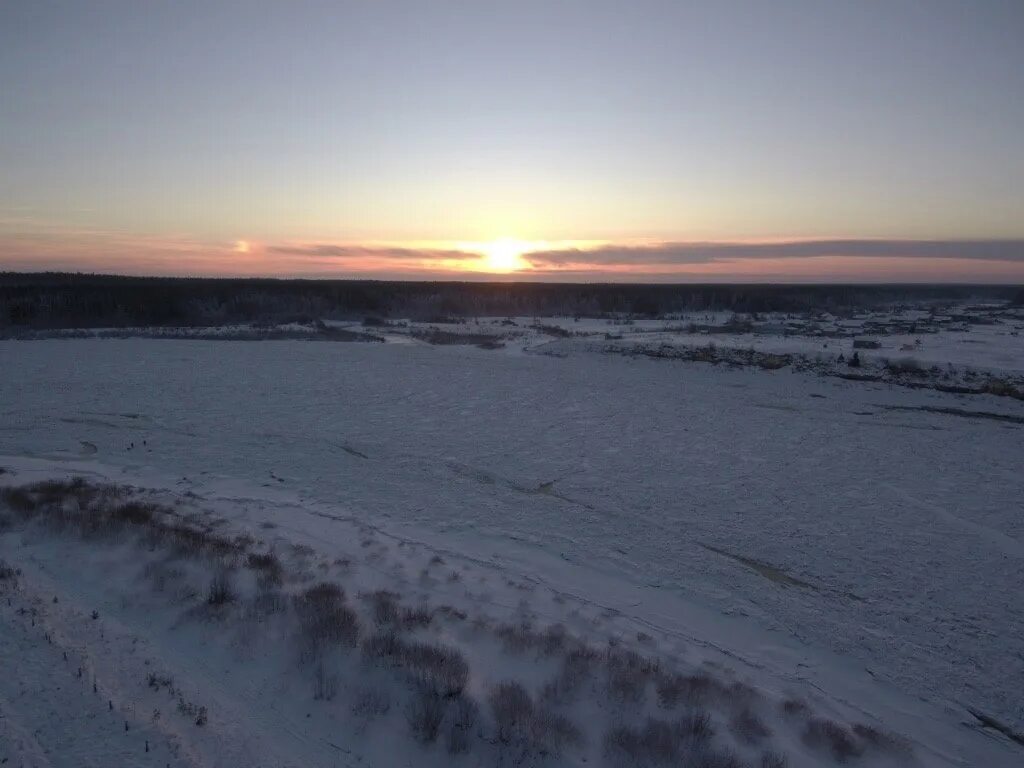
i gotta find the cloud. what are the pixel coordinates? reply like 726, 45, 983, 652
523, 239, 1024, 269
1, 229, 1022, 282
267, 243, 478, 263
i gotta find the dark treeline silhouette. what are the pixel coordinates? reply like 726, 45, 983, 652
1, 272, 1019, 330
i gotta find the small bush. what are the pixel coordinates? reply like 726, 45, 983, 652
760, 752, 787, 768
1, 487, 39, 513
112, 501, 157, 526
362, 633, 469, 697
362, 630, 407, 665
402, 641, 469, 697
852, 723, 913, 756
802, 718, 863, 762
490, 681, 581, 757
206, 572, 236, 606
542, 646, 598, 704
368, 590, 401, 624
491, 681, 534, 744
780, 697, 809, 716
693, 750, 744, 768
496, 622, 539, 653
294, 581, 360, 652
885, 356, 925, 376
606, 648, 659, 703
678, 711, 715, 748
983, 378, 1024, 399
313, 662, 339, 701
146, 672, 174, 692
366, 590, 433, 629
443, 694, 479, 754
730, 707, 771, 744
246, 551, 283, 587
604, 718, 679, 764
407, 686, 447, 743
351, 686, 391, 719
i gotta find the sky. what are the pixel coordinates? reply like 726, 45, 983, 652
1, 0, 1023, 282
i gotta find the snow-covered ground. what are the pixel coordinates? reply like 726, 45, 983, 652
1, 322, 1022, 767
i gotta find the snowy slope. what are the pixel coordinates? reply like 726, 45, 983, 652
1, 333, 1022, 766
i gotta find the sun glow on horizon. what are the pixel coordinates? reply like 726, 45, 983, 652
476, 238, 532, 272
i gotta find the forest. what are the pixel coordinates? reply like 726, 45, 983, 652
1, 272, 1020, 330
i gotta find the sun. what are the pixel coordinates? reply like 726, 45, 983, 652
480, 238, 530, 273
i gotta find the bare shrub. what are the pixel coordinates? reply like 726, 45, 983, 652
983, 378, 1024, 399
146, 672, 174, 692
495, 622, 569, 659
802, 718, 863, 762
780, 697, 809, 716
399, 605, 433, 629
246, 551, 283, 588
351, 686, 391, 719
160, 523, 243, 561
313, 661, 339, 701
541, 646, 597, 704
437, 604, 467, 621
730, 707, 771, 744
407, 686, 447, 743
206, 571, 236, 606
531, 708, 583, 756
1, 486, 38, 514
496, 621, 539, 653
112, 500, 157, 526
760, 751, 787, 768
401, 641, 469, 697
693, 750, 744, 768
673, 673, 720, 708
852, 723, 913, 756
0, 559, 19, 582
362, 633, 468, 697
367, 589, 401, 624
606, 648, 659, 703
491, 681, 534, 744
443, 694, 479, 754
362, 630, 407, 666
366, 590, 433, 630
490, 681, 581, 757
539, 623, 568, 655
142, 561, 185, 594
656, 671, 685, 709
885, 357, 925, 376
678, 710, 715, 749
294, 581, 360, 653
603, 715, 715, 766
603, 718, 680, 764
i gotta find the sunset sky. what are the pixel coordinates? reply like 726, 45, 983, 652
2, 1, 1023, 282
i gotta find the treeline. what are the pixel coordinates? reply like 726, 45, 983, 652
1, 272, 1019, 330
